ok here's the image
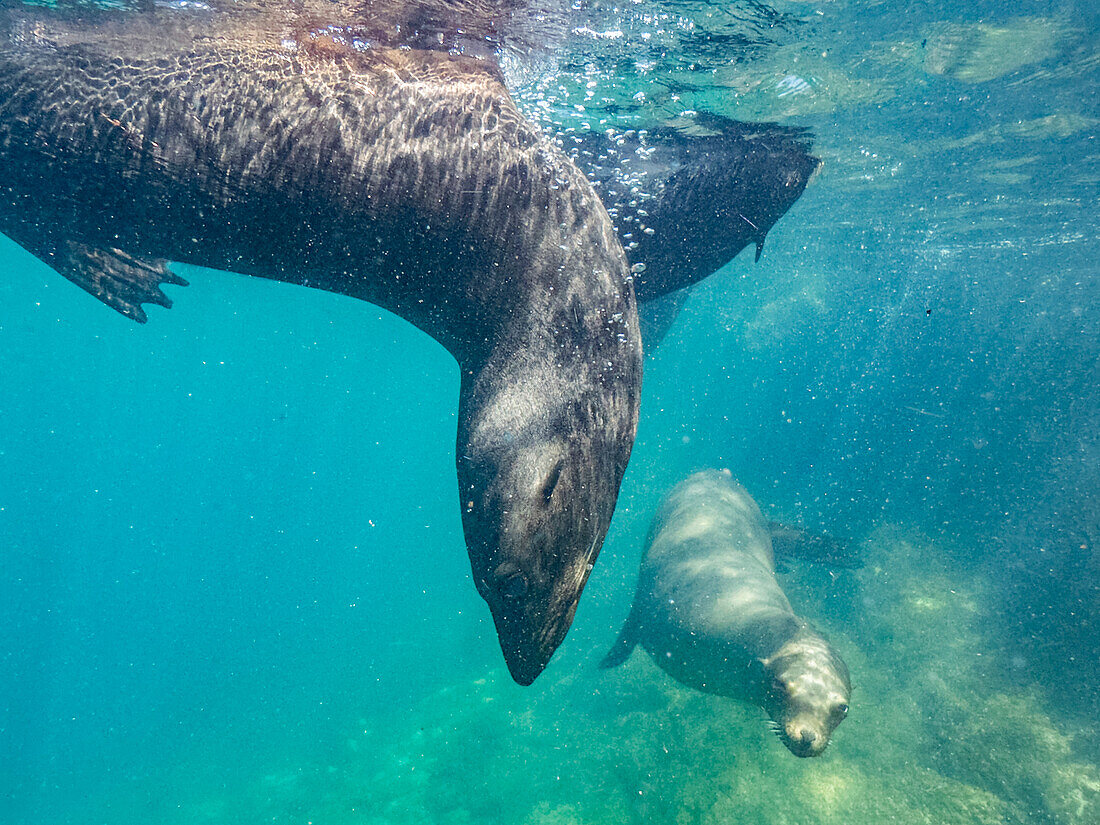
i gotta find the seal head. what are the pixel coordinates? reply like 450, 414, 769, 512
762, 626, 852, 757
459, 315, 637, 684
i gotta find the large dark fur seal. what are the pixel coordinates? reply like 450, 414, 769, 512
0, 0, 641, 685
601, 470, 851, 757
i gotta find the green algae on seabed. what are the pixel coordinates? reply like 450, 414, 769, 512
836, 527, 1100, 825
164, 527, 1094, 825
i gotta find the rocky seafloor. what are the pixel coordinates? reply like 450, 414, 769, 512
155, 526, 1100, 825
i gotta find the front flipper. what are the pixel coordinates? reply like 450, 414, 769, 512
599, 602, 641, 670
768, 521, 863, 570
59, 243, 186, 323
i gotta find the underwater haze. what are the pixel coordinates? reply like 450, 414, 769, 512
2, 1, 1098, 823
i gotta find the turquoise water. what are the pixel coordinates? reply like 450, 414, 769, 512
1, 1, 1097, 823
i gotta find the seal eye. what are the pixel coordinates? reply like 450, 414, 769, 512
502, 573, 528, 599
837, 703, 849, 717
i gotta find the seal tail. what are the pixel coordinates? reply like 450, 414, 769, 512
598, 610, 639, 669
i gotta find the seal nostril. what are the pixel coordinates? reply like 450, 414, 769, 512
800, 729, 816, 744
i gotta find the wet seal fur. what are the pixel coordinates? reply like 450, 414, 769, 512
572, 116, 821, 350
573, 115, 821, 303
601, 470, 851, 756
0, 1, 640, 685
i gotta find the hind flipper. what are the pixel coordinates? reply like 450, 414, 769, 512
56, 243, 186, 323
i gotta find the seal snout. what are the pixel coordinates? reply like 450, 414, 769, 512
785, 723, 824, 757
493, 592, 579, 685
778, 719, 829, 757
501, 639, 548, 686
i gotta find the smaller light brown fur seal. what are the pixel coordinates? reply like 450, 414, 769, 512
600, 470, 851, 757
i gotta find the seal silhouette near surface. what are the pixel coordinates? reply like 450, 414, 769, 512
573, 116, 822, 350
601, 470, 851, 756
0, 0, 641, 685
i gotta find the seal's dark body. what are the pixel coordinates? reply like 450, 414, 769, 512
574, 117, 820, 303
0, 4, 640, 685
0, 2, 822, 685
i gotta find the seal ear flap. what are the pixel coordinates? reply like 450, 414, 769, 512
539, 460, 564, 505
